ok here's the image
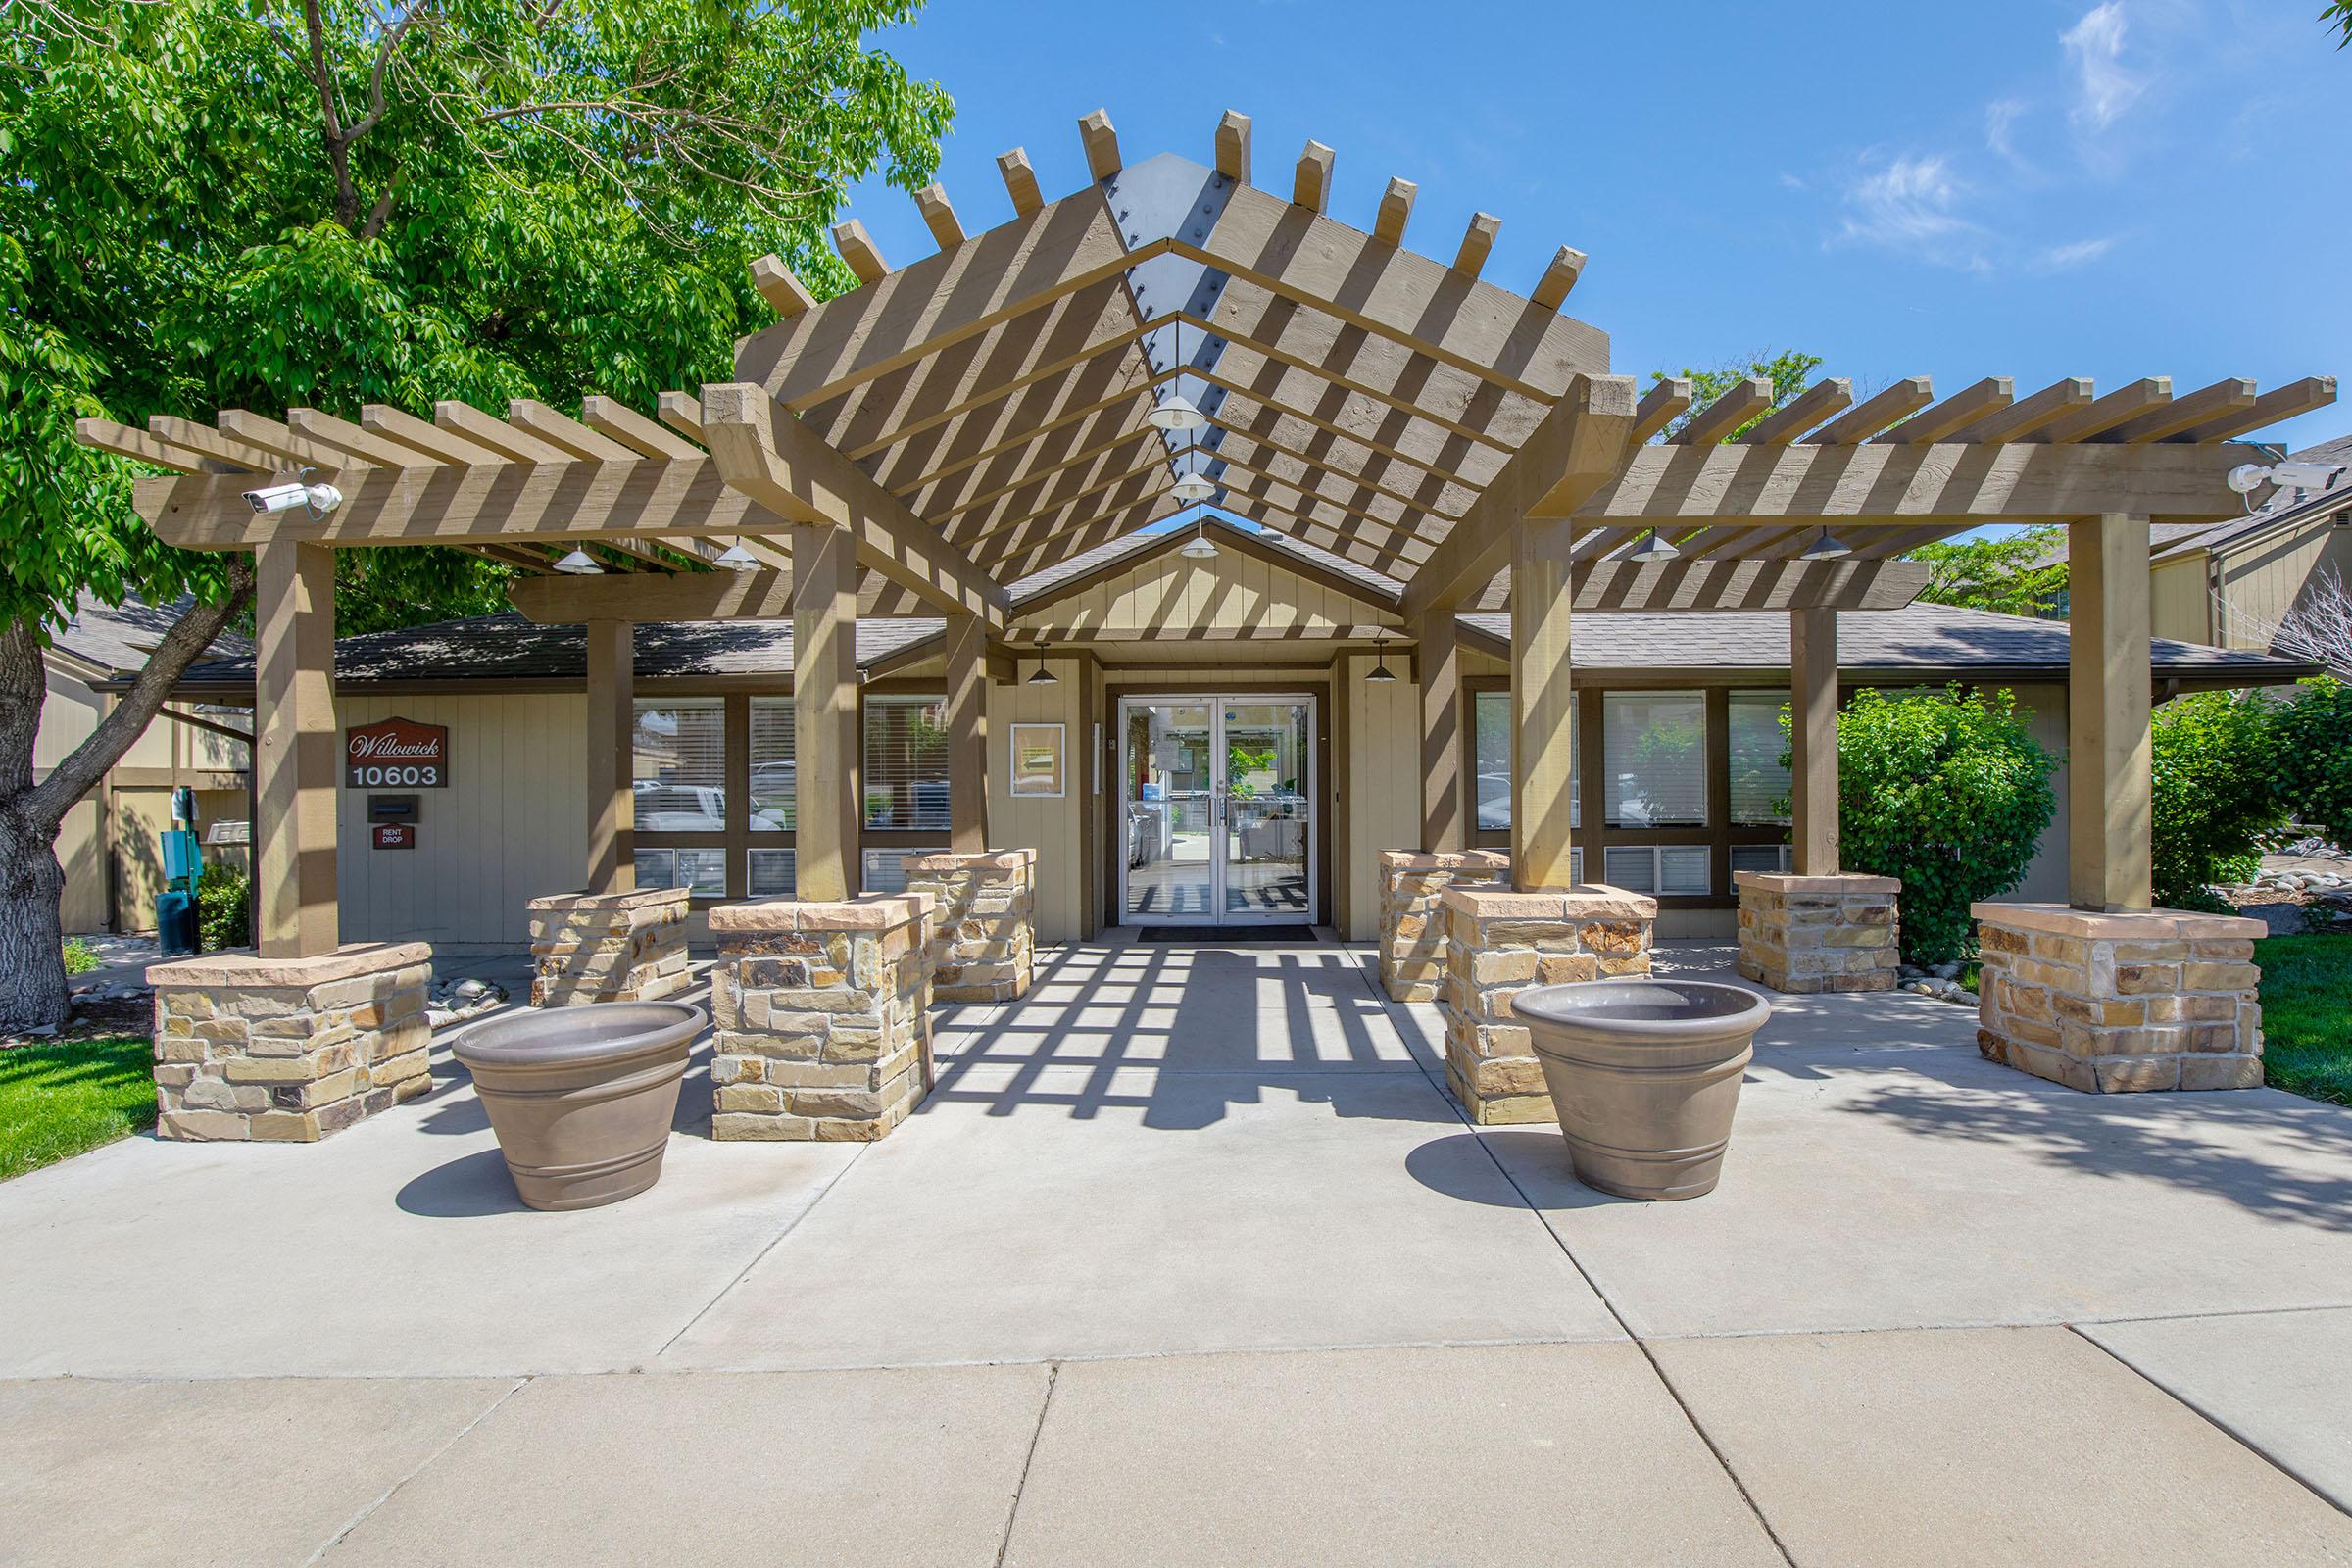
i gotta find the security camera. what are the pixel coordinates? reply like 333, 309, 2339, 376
2226, 461, 2346, 496
242, 481, 345, 516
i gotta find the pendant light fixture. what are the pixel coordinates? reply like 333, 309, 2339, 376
554, 546, 604, 575
714, 537, 761, 571
1169, 468, 1218, 504
1797, 527, 1852, 561
1365, 628, 1398, 683
1626, 529, 1680, 564
1179, 511, 1219, 560
1025, 653, 1058, 686
1146, 317, 1208, 433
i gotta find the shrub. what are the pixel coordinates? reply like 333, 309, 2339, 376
1818, 687, 2060, 965
61, 937, 99, 975
2149, 691, 2288, 912
2271, 676, 2352, 846
197, 862, 253, 953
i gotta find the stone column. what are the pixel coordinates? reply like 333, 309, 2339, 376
903, 849, 1034, 1002
1376, 849, 1509, 1002
1441, 886, 1656, 1124
707, 893, 934, 1141
253, 540, 338, 958
525, 886, 690, 1006
147, 942, 433, 1141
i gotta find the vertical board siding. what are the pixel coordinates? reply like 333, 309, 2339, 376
1011, 551, 1389, 643
1347, 652, 1419, 940
988, 662, 1085, 943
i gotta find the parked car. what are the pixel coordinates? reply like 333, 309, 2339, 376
635, 785, 725, 831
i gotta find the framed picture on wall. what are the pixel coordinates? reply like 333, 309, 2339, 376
1010, 722, 1065, 798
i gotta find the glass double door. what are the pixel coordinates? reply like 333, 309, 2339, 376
1119, 696, 1315, 926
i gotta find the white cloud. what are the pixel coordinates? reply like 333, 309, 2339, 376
1838, 156, 1974, 248
1984, 98, 2028, 162
2036, 235, 2119, 269
2062, 3, 2148, 130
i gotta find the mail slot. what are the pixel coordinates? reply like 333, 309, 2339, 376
368, 794, 420, 823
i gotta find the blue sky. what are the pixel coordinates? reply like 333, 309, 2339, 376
840, 0, 2348, 462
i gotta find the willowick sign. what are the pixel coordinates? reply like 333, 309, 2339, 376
346, 717, 450, 789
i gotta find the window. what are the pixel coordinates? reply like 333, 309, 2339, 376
632, 700, 725, 831
747, 847, 796, 899
1603, 692, 1706, 827
1604, 844, 1711, 897
863, 696, 950, 828
749, 698, 795, 832
1470, 689, 1575, 832
634, 847, 725, 897
861, 847, 947, 894
1728, 691, 1792, 827
1731, 844, 1793, 876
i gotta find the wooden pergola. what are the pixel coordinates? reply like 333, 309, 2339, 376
79, 108, 2332, 960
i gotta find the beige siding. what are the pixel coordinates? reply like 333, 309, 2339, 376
1012, 550, 1396, 642
988, 659, 1087, 942
2215, 514, 2352, 649
335, 693, 587, 948
2149, 557, 2211, 645
2008, 682, 2071, 905
1344, 651, 1417, 940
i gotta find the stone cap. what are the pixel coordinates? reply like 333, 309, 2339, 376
1735, 871, 1900, 896
1971, 901, 2268, 941
708, 892, 934, 933
901, 848, 1037, 872
149, 940, 432, 990
523, 885, 692, 912
1378, 849, 1512, 871
1440, 883, 1657, 923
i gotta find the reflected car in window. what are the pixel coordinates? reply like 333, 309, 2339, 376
635, 785, 726, 831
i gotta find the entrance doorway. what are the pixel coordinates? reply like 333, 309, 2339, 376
1117, 696, 1317, 926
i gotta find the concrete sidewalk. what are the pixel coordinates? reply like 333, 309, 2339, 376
3, 939, 2350, 1565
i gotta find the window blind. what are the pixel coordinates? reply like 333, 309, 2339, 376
1728, 690, 1792, 827
863, 696, 951, 830
631, 700, 726, 832
748, 698, 795, 832
1602, 692, 1706, 827
1470, 689, 1576, 831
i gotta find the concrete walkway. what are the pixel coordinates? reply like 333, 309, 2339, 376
4, 938, 2351, 1565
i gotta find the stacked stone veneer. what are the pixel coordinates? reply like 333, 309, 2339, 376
146, 942, 434, 1142
1734, 871, 1901, 995
1440, 886, 1657, 1124
1973, 902, 2267, 1093
902, 850, 1035, 1003
706, 894, 936, 1141
1377, 850, 1511, 1002
526, 886, 690, 1006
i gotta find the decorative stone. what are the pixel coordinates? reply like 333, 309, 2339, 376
1376, 850, 1512, 1002
525, 886, 690, 1007
1438, 883, 1657, 1125
902, 849, 1036, 1003
1972, 902, 2267, 1094
144, 942, 434, 1143
1735, 871, 1901, 995
707, 894, 935, 1142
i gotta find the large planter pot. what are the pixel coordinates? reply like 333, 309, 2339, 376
1514, 979, 1771, 1201
453, 1001, 706, 1211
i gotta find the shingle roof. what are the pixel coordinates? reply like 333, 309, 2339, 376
50, 593, 251, 677
1458, 601, 2308, 680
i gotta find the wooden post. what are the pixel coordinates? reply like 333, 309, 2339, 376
1510, 521, 1578, 890
1789, 608, 1839, 876
253, 540, 338, 958
1413, 611, 1464, 852
945, 612, 989, 854
585, 618, 635, 894
2069, 514, 2154, 911
793, 520, 860, 902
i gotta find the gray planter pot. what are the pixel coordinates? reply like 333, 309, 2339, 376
454, 1001, 706, 1211
1514, 979, 1772, 1201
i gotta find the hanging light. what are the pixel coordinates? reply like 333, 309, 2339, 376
1365, 628, 1398, 684
1626, 529, 1680, 564
1170, 469, 1218, 504
714, 538, 761, 571
1179, 514, 1219, 560
1146, 317, 1209, 433
1025, 653, 1058, 686
1798, 528, 1852, 561
554, 547, 604, 575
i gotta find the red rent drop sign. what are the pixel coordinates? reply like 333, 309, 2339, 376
346, 717, 451, 789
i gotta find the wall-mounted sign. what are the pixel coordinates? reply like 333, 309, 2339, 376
1010, 722, 1065, 798
373, 823, 416, 850
346, 717, 449, 789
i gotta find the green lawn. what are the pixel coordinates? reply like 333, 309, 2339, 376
0, 1038, 158, 1181
2257, 934, 2352, 1106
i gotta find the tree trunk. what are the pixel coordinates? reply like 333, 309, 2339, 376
0, 566, 255, 1034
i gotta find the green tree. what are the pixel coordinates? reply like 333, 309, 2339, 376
2272, 676, 2352, 844
2149, 691, 2288, 911
1905, 527, 2070, 617
1646, 349, 1824, 442
1802, 686, 2061, 964
0, 0, 949, 1029
2327, 2, 2349, 47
